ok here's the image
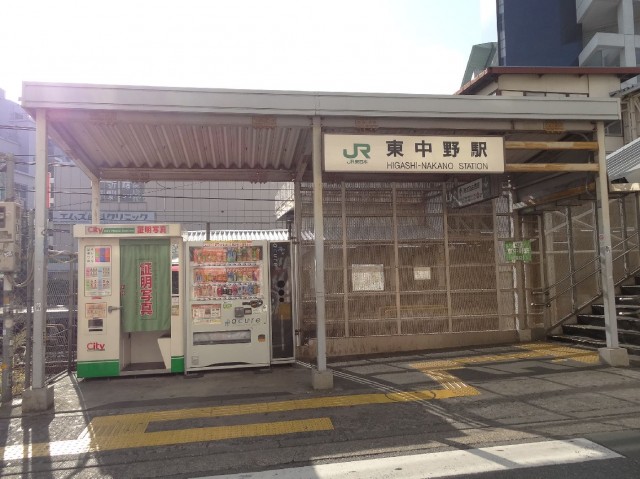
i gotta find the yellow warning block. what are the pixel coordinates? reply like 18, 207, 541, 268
1, 418, 334, 460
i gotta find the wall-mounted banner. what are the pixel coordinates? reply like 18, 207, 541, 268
324, 134, 505, 173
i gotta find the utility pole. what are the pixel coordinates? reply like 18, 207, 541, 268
1, 153, 15, 403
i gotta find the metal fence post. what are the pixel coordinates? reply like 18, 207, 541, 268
1, 153, 15, 403
67, 253, 75, 371
25, 209, 34, 389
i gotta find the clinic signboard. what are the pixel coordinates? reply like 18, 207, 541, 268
52, 210, 156, 224
324, 134, 504, 173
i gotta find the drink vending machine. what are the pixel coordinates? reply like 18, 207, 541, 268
185, 241, 272, 370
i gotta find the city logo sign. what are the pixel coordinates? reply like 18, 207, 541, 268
87, 342, 106, 351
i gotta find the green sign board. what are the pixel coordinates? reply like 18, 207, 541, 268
505, 240, 532, 263
102, 227, 136, 235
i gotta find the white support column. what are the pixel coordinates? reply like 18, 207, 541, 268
92, 180, 101, 224
595, 121, 629, 367
22, 109, 54, 412
619, 0, 637, 67
311, 116, 333, 389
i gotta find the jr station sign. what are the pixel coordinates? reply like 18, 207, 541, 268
324, 134, 505, 174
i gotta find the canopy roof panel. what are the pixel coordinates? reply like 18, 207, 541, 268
21, 82, 621, 182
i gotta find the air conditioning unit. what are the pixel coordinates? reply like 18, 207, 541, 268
0, 202, 21, 272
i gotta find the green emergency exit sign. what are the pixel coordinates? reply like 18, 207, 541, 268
505, 240, 532, 263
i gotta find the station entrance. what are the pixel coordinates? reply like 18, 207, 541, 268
19, 82, 630, 403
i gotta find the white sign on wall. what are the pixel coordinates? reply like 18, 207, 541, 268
324, 134, 505, 174
352, 264, 385, 291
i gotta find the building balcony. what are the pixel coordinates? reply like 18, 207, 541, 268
577, 0, 620, 30
579, 31, 640, 65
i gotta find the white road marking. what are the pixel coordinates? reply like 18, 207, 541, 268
198, 438, 622, 479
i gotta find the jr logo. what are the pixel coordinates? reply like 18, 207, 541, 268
343, 143, 371, 159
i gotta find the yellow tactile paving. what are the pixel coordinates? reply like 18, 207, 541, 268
408, 343, 600, 400
0, 343, 601, 461
1, 418, 334, 461
83, 386, 475, 437
1, 388, 479, 460
518, 343, 600, 364
411, 343, 599, 371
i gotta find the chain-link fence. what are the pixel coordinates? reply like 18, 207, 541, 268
1, 231, 77, 399
297, 181, 529, 345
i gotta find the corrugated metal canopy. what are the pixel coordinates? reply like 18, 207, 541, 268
607, 135, 640, 182
21, 82, 622, 183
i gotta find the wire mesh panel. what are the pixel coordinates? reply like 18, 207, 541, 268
396, 185, 449, 333
571, 202, 600, 307
1, 212, 36, 397
344, 184, 395, 336
299, 181, 512, 347
495, 195, 518, 330
539, 194, 640, 331
45, 259, 76, 379
522, 215, 543, 329
448, 199, 499, 332
624, 194, 640, 272
53, 170, 292, 231
543, 209, 574, 322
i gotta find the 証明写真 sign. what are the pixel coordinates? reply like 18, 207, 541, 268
324, 134, 505, 173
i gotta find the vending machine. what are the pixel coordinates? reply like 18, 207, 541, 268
186, 241, 270, 371
269, 241, 295, 363
74, 224, 184, 378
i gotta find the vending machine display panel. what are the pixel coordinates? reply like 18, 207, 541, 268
186, 241, 270, 371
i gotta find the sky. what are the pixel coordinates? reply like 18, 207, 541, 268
2, 0, 497, 104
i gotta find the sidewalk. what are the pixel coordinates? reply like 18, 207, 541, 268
2, 342, 640, 478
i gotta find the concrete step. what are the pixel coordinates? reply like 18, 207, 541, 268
591, 304, 640, 317
621, 284, 640, 295
548, 334, 640, 355
615, 295, 640, 306
577, 315, 640, 331
562, 324, 640, 346
563, 324, 605, 341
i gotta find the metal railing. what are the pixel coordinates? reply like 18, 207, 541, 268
532, 232, 640, 333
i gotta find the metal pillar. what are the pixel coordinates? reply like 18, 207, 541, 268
391, 184, 401, 334
1, 154, 15, 403
67, 252, 75, 371
341, 182, 349, 337
566, 206, 578, 313
22, 109, 54, 411
442, 184, 453, 332
492, 197, 505, 330
293, 179, 303, 347
595, 121, 629, 366
25, 210, 34, 389
92, 181, 100, 224
311, 117, 332, 389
